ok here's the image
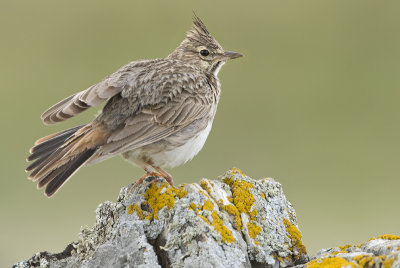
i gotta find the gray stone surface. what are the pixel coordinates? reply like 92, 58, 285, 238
13, 168, 308, 268
13, 168, 400, 267
301, 235, 400, 268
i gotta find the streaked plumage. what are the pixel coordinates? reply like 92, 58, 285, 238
26, 15, 242, 197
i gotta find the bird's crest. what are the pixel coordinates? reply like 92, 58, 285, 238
185, 14, 221, 50
192, 14, 210, 36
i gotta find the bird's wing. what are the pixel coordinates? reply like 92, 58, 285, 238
88, 71, 217, 164
41, 59, 159, 125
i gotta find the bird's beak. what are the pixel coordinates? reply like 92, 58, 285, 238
223, 51, 243, 60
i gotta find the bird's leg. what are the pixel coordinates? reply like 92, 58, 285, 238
152, 166, 174, 186
128, 168, 162, 193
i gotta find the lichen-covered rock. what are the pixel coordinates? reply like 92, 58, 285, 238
13, 168, 308, 268
303, 235, 400, 268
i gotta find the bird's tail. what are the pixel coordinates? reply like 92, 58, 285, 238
26, 124, 108, 197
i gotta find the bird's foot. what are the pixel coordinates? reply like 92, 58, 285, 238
128, 172, 162, 193
152, 166, 174, 187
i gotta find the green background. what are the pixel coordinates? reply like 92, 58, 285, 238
1, 0, 400, 266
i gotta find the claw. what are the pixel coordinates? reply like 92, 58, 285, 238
128, 172, 162, 193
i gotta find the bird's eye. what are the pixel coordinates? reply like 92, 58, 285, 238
200, 49, 210, 56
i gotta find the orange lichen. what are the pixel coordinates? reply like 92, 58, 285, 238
127, 204, 144, 220
306, 257, 356, 268
143, 182, 188, 220
283, 218, 307, 258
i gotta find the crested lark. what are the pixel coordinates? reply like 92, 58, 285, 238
26, 15, 242, 197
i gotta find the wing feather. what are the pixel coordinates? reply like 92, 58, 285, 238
87, 74, 216, 164
41, 60, 155, 125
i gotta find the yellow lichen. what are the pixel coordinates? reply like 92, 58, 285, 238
200, 180, 212, 194
382, 258, 395, 268
143, 182, 188, 220
338, 245, 352, 251
230, 168, 245, 176
223, 176, 233, 186
283, 218, 307, 258
127, 204, 144, 220
189, 202, 197, 210
226, 179, 254, 214
189, 192, 234, 244
306, 257, 356, 268
197, 215, 211, 225
199, 189, 211, 199
222, 171, 262, 241
353, 255, 374, 267
261, 192, 266, 199
352, 254, 397, 268
175, 188, 188, 199
331, 244, 352, 255
249, 209, 258, 219
247, 221, 262, 241
211, 211, 235, 243
370, 234, 400, 241
202, 199, 214, 211
222, 204, 242, 230
195, 202, 234, 243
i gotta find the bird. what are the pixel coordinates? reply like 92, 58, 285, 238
26, 15, 242, 197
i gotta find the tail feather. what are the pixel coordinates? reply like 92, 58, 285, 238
37, 167, 63, 189
26, 124, 107, 197
44, 148, 96, 196
30, 125, 85, 154
26, 150, 54, 172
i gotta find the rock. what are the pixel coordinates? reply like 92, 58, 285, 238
302, 235, 400, 268
13, 168, 308, 268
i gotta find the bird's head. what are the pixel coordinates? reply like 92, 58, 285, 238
168, 15, 242, 75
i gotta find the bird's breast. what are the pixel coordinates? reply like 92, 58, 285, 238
123, 121, 213, 169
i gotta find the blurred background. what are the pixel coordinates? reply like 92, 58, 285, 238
1, 0, 400, 266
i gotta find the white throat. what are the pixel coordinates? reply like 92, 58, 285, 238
213, 61, 225, 76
